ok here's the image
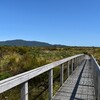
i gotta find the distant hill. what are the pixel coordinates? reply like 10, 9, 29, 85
0, 39, 52, 46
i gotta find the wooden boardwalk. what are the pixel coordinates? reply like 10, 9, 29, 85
53, 56, 95, 100
1, 54, 99, 100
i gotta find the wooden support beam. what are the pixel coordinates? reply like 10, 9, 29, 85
71, 59, 73, 73
60, 64, 64, 86
75, 58, 76, 68
21, 82, 28, 100
49, 69, 53, 100
67, 61, 70, 77
98, 72, 100, 100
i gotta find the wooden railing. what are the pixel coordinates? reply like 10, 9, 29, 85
91, 56, 100, 100
0, 54, 85, 100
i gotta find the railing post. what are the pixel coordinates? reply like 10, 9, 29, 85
67, 61, 70, 77
49, 69, 53, 100
92, 57, 98, 99
75, 58, 77, 68
76, 57, 78, 66
71, 59, 73, 72
98, 72, 100, 100
60, 64, 64, 86
74, 58, 77, 68
78, 57, 79, 65
80, 56, 82, 63
73, 58, 75, 70
77, 57, 79, 65
81, 56, 82, 63
21, 82, 28, 100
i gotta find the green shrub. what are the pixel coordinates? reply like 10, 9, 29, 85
0, 72, 11, 80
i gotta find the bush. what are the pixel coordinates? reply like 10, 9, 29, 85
0, 72, 11, 80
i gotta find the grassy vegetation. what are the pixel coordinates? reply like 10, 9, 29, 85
0, 46, 100, 100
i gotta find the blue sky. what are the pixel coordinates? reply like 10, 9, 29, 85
0, 0, 100, 46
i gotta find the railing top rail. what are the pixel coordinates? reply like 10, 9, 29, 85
0, 54, 84, 93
